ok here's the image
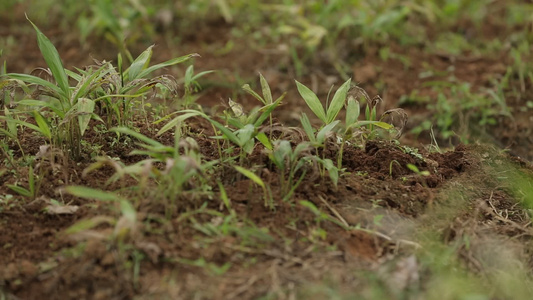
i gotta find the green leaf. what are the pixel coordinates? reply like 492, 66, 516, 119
299, 200, 321, 215
7, 184, 32, 197
217, 180, 232, 213
349, 120, 393, 130
0, 117, 44, 137
157, 111, 202, 136
259, 73, 273, 104
63, 186, 123, 202
18, 99, 64, 117
27, 17, 70, 98
234, 166, 265, 188
326, 78, 351, 124
71, 63, 112, 104
137, 53, 200, 79
345, 97, 360, 127
253, 95, 284, 127
236, 124, 255, 148
321, 158, 338, 186
295, 80, 326, 123
33, 111, 51, 140
65, 216, 115, 234
316, 120, 340, 145
125, 45, 154, 81
242, 84, 265, 104
300, 113, 316, 144
255, 132, 272, 150
112, 127, 165, 148
77, 98, 95, 136
120, 199, 136, 223
7, 73, 64, 98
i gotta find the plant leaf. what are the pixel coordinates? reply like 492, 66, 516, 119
295, 80, 326, 123
33, 111, 52, 140
125, 45, 154, 81
345, 96, 360, 127
112, 127, 165, 148
63, 186, 123, 202
316, 120, 340, 145
27, 17, 70, 98
7, 73, 63, 98
300, 113, 317, 144
157, 111, 202, 136
242, 84, 264, 104
77, 98, 95, 136
138, 53, 200, 79
259, 73, 273, 104
234, 166, 265, 188
326, 78, 351, 124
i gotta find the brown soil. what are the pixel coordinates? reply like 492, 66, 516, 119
2, 4, 533, 300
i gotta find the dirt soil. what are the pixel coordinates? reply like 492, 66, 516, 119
2, 6, 533, 300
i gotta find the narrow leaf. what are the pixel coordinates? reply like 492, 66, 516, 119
157, 111, 201, 136
138, 53, 200, 79
295, 80, 326, 123
234, 166, 265, 188
242, 84, 265, 104
77, 98, 95, 136
259, 73, 273, 104
326, 78, 351, 124
345, 97, 360, 127
33, 111, 51, 140
63, 186, 123, 202
27, 17, 70, 97
300, 113, 316, 144
112, 127, 165, 148
316, 120, 340, 145
126, 45, 154, 81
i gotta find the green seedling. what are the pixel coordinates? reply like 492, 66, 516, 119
295, 78, 351, 125
181, 65, 214, 108
242, 73, 286, 138
158, 85, 282, 162
337, 95, 395, 168
266, 140, 313, 201
1, 19, 197, 159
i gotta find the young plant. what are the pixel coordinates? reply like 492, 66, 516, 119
242, 73, 286, 137
180, 65, 214, 109
1, 20, 197, 159
85, 126, 213, 218
295, 78, 351, 126
158, 76, 283, 163
266, 140, 313, 201
337, 95, 394, 168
